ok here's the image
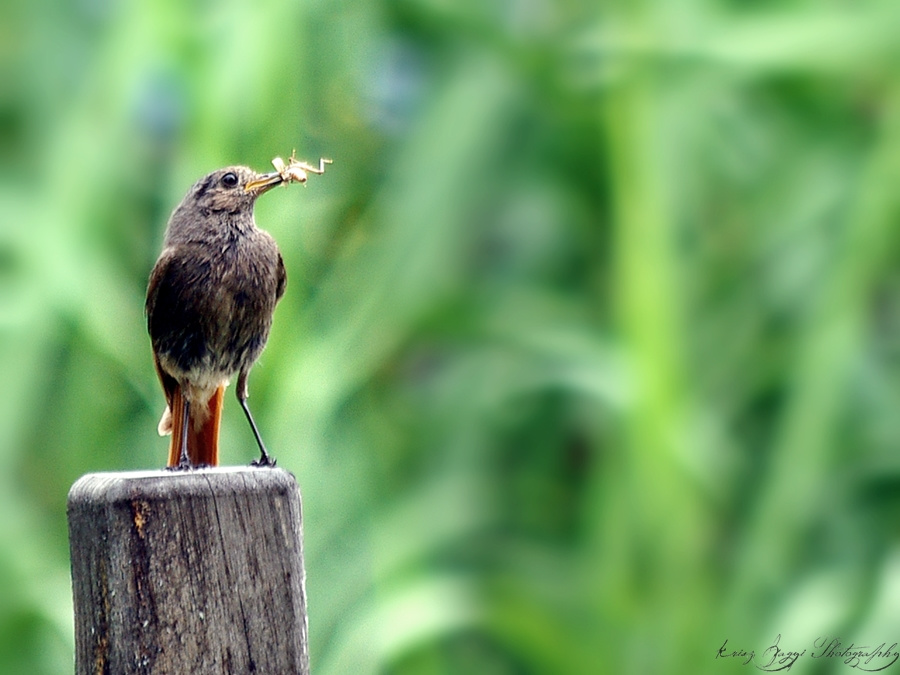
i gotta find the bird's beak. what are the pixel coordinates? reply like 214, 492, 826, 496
244, 172, 283, 194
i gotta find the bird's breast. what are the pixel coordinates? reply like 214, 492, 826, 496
151, 232, 282, 382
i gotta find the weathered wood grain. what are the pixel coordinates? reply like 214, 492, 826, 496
67, 467, 308, 674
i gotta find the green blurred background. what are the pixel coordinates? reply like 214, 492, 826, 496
3, 0, 900, 672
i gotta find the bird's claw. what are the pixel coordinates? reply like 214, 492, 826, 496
251, 454, 277, 468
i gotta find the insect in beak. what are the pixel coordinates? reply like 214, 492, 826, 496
245, 152, 332, 193
272, 152, 332, 186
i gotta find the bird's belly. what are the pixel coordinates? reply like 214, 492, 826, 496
157, 318, 269, 378
150, 237, 280, 389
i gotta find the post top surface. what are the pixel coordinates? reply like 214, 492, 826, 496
67, 466, 298, 507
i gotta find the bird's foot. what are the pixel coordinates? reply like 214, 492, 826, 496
251, 453, 277, 468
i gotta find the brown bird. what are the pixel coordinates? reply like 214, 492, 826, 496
146, 165, 288, 468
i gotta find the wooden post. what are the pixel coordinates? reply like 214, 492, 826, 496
67, 467, 309, 675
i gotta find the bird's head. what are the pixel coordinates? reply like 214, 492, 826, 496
185, 165, 284, 215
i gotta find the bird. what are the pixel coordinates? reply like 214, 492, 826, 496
145, 165, 288, 468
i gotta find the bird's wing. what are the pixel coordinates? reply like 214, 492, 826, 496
275, 252, 287, 302
145, 248, 181, 407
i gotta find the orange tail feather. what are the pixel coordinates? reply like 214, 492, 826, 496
167, 385, 224, 467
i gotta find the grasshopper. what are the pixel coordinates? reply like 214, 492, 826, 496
272, 151, 332, 186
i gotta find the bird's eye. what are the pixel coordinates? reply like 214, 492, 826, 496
221, 172, 239, 188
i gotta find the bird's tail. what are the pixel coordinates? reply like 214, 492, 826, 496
166, 384, 224, 467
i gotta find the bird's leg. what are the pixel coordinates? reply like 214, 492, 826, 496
168, 397, 193, 471
237, 371, 276, 467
